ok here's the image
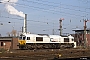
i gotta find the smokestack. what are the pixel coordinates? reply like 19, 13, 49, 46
23, 14, 27, 33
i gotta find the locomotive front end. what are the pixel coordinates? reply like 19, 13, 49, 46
18, 35, 26, 49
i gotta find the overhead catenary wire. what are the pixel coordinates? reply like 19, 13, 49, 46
17, 0, 89, 18
21, 0, 90, 13
16, 3, 88, 18
0, 1, 89, 18
0, 0, 89, 19
0, 1, 89, 31
0, 15, 84, 24
0, 15, 52, 24
0, 15, 59, 28
0, 9, 87, 28
0, 15, 84, 29
33, 0, 90, 9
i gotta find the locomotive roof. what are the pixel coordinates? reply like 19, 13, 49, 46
21, 33, 74, 38
49, 35, 61, 37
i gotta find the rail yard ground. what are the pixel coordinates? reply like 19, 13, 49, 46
0, 48, 90, 60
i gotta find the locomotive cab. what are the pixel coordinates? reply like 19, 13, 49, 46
18, 35, 26, 49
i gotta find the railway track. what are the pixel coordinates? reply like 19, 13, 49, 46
0, 49, 90, 60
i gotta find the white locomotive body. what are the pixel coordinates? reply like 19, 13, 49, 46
18, 33, 76, 49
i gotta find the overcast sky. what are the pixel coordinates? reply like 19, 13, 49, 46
0, 0, 90, 36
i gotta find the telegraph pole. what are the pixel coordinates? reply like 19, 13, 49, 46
59, 18, 64, 36
84, 19, 88, 48
84, 19, 87, 48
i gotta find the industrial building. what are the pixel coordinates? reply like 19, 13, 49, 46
0, 37, 19, 50
73, 29, 90, 47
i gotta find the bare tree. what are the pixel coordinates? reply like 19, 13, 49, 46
11, 30, 17, 37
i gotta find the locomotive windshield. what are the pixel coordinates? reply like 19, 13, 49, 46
23, 36, 26, 40
19, 37, 22, 40
19, 36, 26, 40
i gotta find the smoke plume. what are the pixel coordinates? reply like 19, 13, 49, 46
1, 0, 25, 18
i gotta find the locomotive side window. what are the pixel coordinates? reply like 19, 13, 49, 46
64, 38, 69, 42
27, 37, 30, 40
72, 39, 74, 41
36, 37, 43, 41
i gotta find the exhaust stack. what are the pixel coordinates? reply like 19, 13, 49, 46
23, 14, 27, 33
